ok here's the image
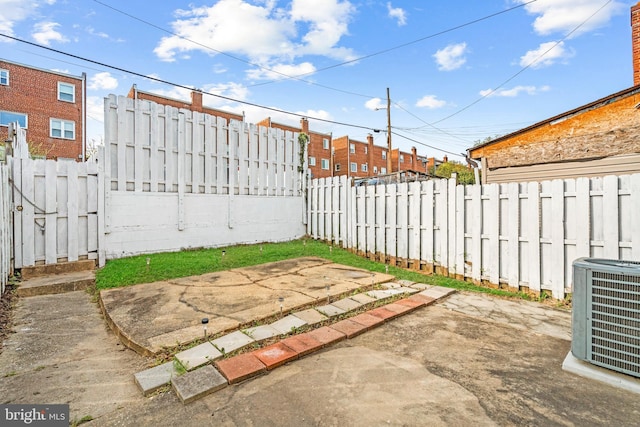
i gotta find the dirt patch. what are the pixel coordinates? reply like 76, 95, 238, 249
0, 283, 17, 353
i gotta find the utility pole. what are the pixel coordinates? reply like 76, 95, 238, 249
386, 87, 392, 173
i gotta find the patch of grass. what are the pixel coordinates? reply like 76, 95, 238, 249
3, 371, 17, 377
95, 238, 527, 301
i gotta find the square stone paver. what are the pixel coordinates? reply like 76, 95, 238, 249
367, 306, 399, 321
409, 293, 437, 305
349, 293, 376, 305
349, 312, 386, 329
291, 309, 328, 325
315, 304, 346, 317
420, 286, 456, 300
253, 342, 298, 370
134, 362, 182, 396
396, 279, 416, 287
381, 302, 416, 317
269, 315, 307, 334
330, 318, 369, 338
171, 365, 227, 404
280, 333, 324, 357
408, 282, 431, 291
215, 353, 266, 384
211, 331, 255, 355
244, 324, 280, 341
366, 289, 403, 300
307, 326, 346, 347
175, 342, 223, 371
395, 298, 427, 309
331, 297, 363, 312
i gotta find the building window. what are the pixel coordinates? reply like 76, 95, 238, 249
361, 163, 368, 172
335, 163, 341, 171
381, 167, 387, 174
321, 158, 329, 170
373, 166, 378, 174
323, 138, 329, 149
350, 162, 357, 172
0, 69, 8, 86
50, 119, 75, 140
364, 146, 368, 154
382, 150, 387, 160
0, 111, 27, 128
350, 143, 355, 154
400, 154, 404, 163
309, 156, 316, 166
58, 82, 75, 103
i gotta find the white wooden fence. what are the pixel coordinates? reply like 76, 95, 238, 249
308, 174, 640, 299
0, 162, 11, 293
99, 95, 307, 262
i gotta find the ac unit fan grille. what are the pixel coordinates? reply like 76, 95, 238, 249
589, 271, 640, 377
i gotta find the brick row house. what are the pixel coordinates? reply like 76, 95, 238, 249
0, 59, 86, 160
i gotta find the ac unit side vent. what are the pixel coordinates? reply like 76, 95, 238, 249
588, 268, 640, 377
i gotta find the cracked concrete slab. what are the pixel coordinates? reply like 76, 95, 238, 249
100, 258, 394, 355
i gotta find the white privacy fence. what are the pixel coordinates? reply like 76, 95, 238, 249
0, 162, 11, 293
98, 95, 307, 263
308, 174, 640, 299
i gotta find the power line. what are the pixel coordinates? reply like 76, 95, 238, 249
0, 32, 375, 132
431, 0, 614, 125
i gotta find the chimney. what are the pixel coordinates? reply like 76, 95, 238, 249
300, 117, 309, 134
632, 3, 640, 85
367, 134, 374, 176
443, 155, 448, 163
191, 90, 203, 111
411, 146, 417, 170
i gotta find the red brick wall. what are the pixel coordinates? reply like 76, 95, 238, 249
127, 87, 244, 123
0, 60, 84, 160
632, 3, 640, 86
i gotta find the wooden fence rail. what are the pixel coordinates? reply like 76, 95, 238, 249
308, 174, 640, 299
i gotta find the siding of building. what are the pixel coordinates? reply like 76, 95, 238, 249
0, 59, 86, 160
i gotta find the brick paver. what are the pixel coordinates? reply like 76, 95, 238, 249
280, 333, 324, 358
349, 312, 386, 329
329, 318, 369, 338
307, 326, 346, 347
253, 342, 298, 370
367, 306, 400, 321
215, 353, 266, 384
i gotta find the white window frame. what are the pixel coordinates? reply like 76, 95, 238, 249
373, 166, 378, 174
50, 118, 75, 140
323, 138, 329, 149
350, 143, 355, 154
321, 158, 329, 170
58, 82, 75, 103
0, 110, 28, 128
361, 163, 368, 172
364, 146, 368, 154
0, 69, 8, 86
350, 162, 357, 173
382, 150, 387, 160
381, 167, 387, 174
400, 154, 404, 163
309, 156, 316, 166
335, 163, 341, 171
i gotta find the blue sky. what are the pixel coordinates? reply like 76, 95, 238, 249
0, 0, 634, 160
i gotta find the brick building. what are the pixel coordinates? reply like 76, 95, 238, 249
127, 85, 244, 123
0, 59, 86, 160
468, 3, 640, 184
256, 117, 332, 179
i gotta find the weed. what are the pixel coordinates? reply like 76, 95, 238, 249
71, 415, 93, 427
3, 371, 17, 377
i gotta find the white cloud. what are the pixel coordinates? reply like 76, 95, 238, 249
0, 0, 55, 41
479, 85, 551, 98
516, 0, 625, 37
433, 42, 467, 71
201, 82, 249, 107
416, 95, 446, 109
154, 0, 356, 64
519, 41, 572, 68
88, 72, 118, 90
365, 98, 385, 110
246, 61, 316, 81
387, 2, 407, 26
32, 21, 68, 45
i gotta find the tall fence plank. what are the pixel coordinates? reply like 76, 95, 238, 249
0, 162, 11, 293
